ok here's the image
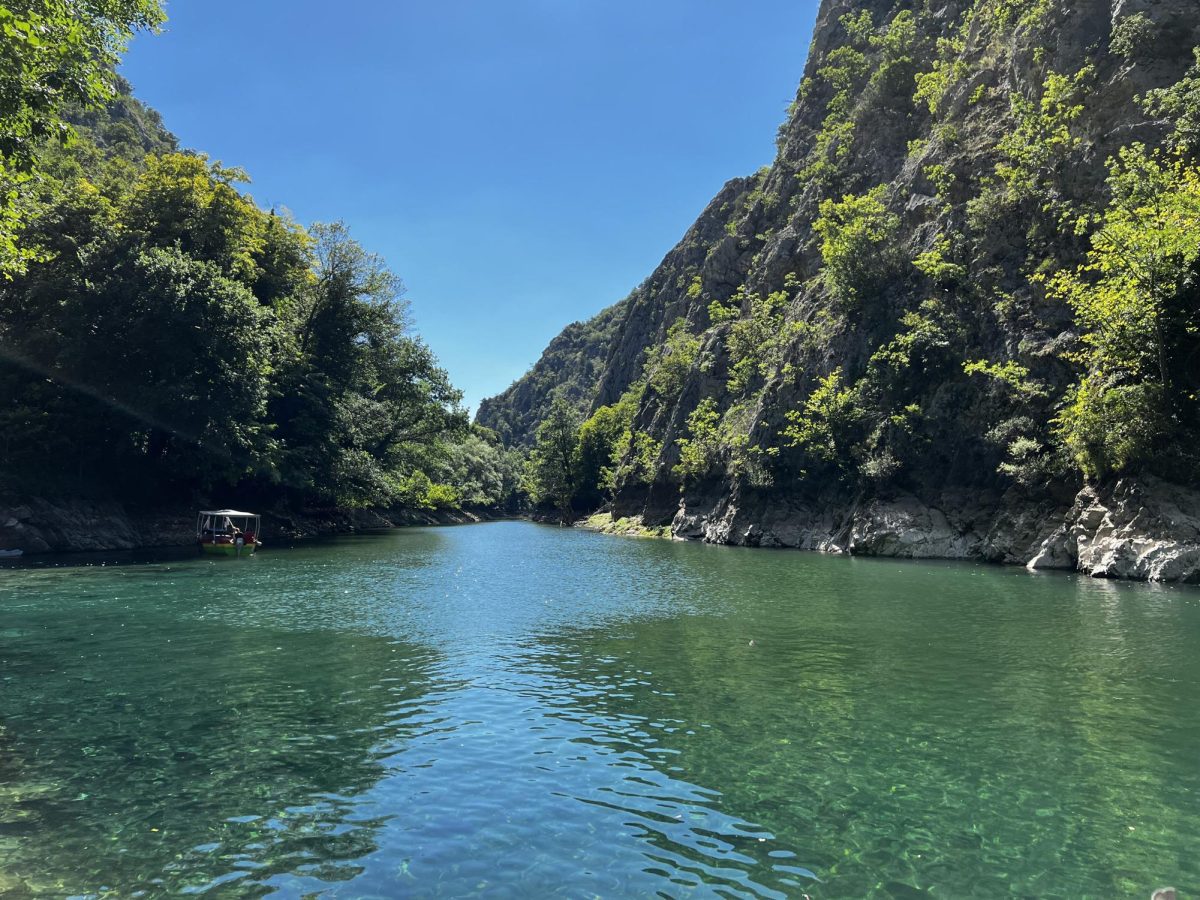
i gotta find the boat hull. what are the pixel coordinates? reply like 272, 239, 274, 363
199, 541, 258, 556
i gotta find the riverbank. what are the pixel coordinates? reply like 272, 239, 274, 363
0, 497, 507, 555
10, 478, 1200, 585
562, 475, 1200, 584
579, 512, 672, 539
665, 475, 1200, 584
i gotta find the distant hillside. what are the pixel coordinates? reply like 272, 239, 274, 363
475, 299, 626, 447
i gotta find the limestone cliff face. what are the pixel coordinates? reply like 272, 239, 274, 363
479, 0, 1200, 581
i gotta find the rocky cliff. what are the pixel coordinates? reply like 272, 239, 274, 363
478, 0, 1200, 581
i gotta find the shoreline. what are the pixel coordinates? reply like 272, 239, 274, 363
0, 497, 514, 558
7, 490, 1200, 586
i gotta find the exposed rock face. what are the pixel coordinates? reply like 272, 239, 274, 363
674, 485, 1061, 561
0, 499, 159, 554
475, 303, 627, 447
479, 0, 1200, 583
672, 477, 1200, 582
475, 176, 759, 445
1029, 478, 1200, 581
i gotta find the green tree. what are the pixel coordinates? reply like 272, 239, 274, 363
524, 398, 581, 522
575, 394, 638, 507
0, 0, 165, 273
273, 222, 466, 505
0, 155, 285, 494
441, 427, 525, 509
675, 398, 724, 482
813, 185, 900, 305
783, 368, 865, 469
1045, 146, 1200, 478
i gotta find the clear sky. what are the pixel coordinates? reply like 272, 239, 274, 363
120, 0, 819, 413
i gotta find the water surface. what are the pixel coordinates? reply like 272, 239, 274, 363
1, 522, 1198, 897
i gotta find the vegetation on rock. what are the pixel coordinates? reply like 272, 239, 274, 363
482, 0, 1200, 531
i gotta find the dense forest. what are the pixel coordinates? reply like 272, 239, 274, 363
482, 0, 1200, 563
0, 1, 523, 515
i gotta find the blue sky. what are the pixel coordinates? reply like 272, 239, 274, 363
120, 1, 819, 413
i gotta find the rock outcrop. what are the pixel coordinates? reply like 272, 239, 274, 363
1028, 478, 1200, 581
672, 477, 1200, 582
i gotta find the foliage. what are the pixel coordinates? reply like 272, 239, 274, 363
271, 220, 466, 506
0, 0, 165, 274
725, 288, 790, 393
866, 300, 958, 391
797, 10, 922, 187
813, 185, 901, 305
439, 427, 524, 509
913, 236, 966, 285
782, 368, 865, 467
1056, 377, 1164, 480
1143, 49, 1200, 156
611, 428, 662, 489
1044, 145, 1200, 478
963, 359, 1047, 398
914, 32, 968, 117
523, 398, 581, 520
795, 15, 872, 185
995, 67, 1092, 211
645, 318, 700, 401
575, 393, 636, 506
0, 124, 469, 508
1110, 13, 1154, 61
674, 398, 723, 482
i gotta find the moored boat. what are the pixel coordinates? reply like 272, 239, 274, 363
197, 510, 261, 556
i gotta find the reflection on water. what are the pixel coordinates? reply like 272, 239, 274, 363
2, 522, 1199, 897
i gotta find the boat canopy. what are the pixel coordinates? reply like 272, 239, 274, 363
198, 509, 256, 517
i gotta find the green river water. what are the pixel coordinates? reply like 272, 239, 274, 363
1, 521, 1198, 898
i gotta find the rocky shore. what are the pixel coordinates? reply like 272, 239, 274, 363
671, 476, 1200, 583
0, 498, 499, 556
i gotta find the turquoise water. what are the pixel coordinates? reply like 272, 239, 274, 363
1, 521, 1198, 898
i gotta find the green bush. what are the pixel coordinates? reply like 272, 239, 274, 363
813, 185, 901, 305
1056, 378, 1164, 480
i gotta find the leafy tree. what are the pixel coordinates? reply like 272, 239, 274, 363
813, 185, 900, 305
645, 318, 700, 401
0, 154, 284, 494
441, 427, 525, 509
675, 398, 723, 482
272, 222, 466, 505
121, 153, 267, 284
1046, 145, 1200, 478
524, 398, 581, 521
1143, 49, 1200, 156
782, 368, 865, 469
575, 394, 637, 507
0, 0, 165, 273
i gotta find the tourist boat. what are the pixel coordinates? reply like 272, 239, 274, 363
196, 509, 261, 556
0, 549, 22, 559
